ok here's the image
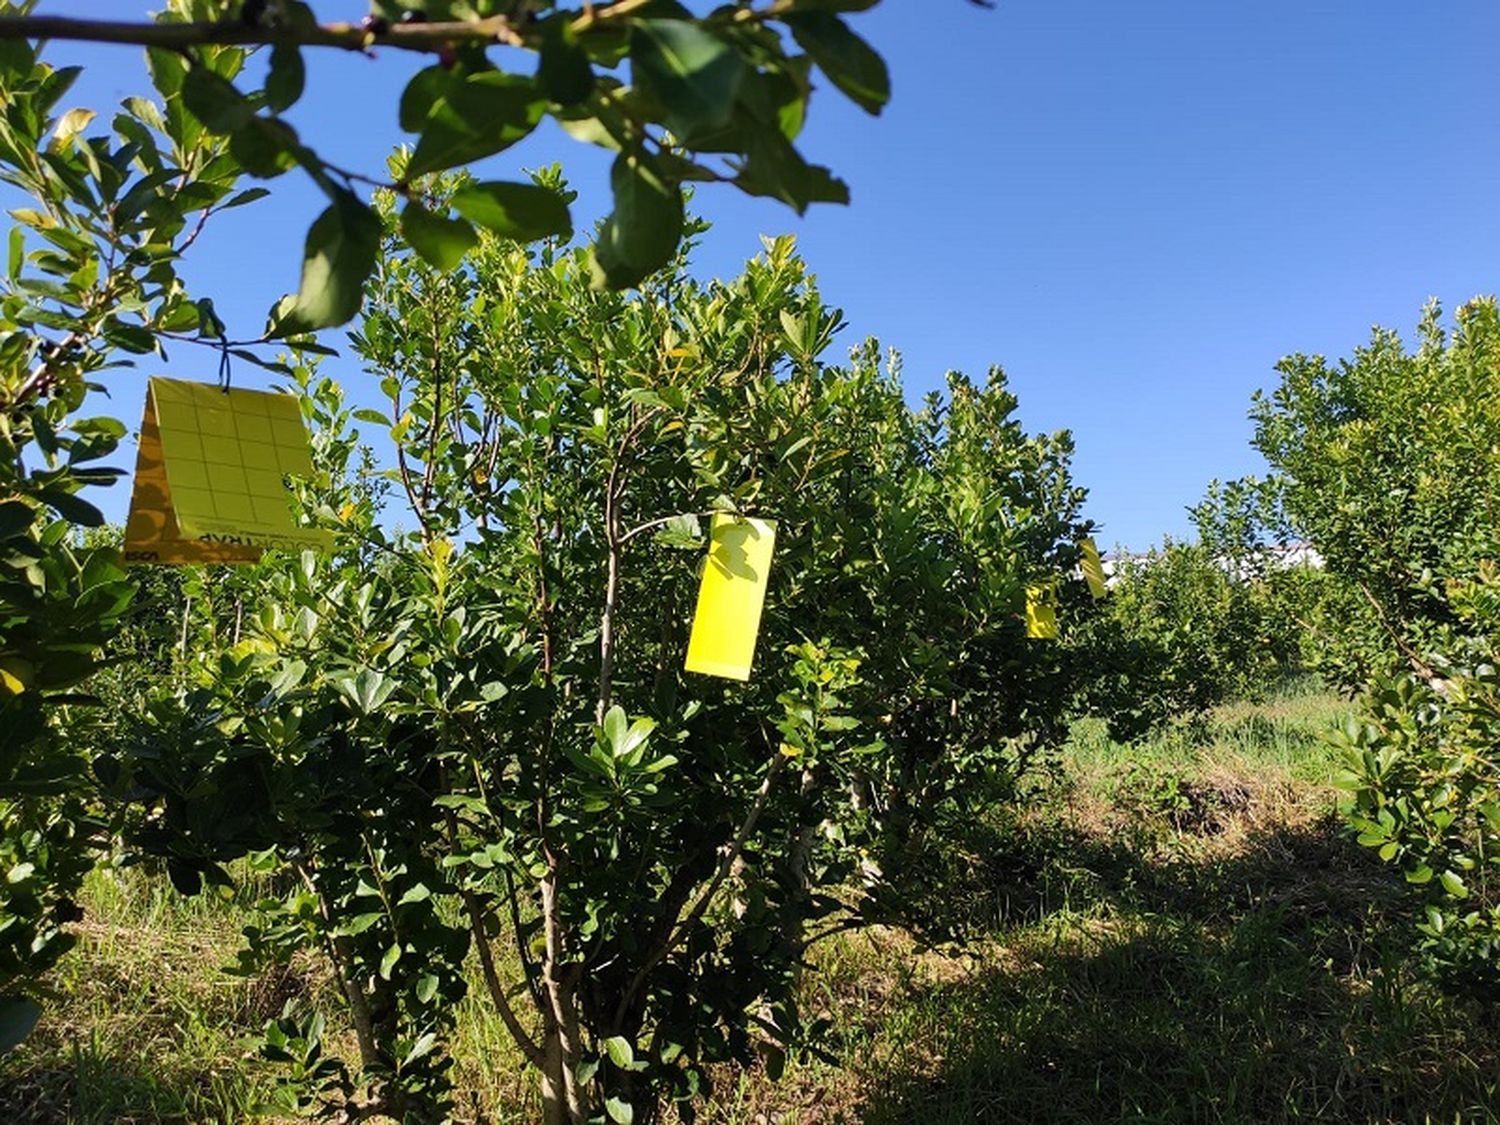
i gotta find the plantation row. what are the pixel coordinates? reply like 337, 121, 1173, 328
4, 4, 1500, 1122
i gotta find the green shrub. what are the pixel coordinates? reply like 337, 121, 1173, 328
1334, 563, 1500, 996
108, 220, 1095, 1122
1066, 537, 1305, 740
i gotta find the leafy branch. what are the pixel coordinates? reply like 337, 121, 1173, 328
1, 0, 896, 331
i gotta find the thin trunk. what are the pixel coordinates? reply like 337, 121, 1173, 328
331, 932, 382, 1071
540, 870, 588, 1124
596, 541, 619, 723
786, 767, 819, 989
539, 1027, 568, 1125
300, 863, 383, 1071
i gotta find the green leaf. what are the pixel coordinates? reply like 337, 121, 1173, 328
222, 187, 272, 210
335, 668, 396, 716
38, 488, 103, 527
764, 1042, 786, 1081
451, 181, 573, 243
278, 191, 381, 332
399, 65, 456, 133
403, 1031, 437, 1068
181, 67, 254, 133
229, 117, 298, 179
742, 59, 813, 141
656, 513, 703, 549
590, 151, 684, 290
605, 1096, 634, 1125
629, 20, 745, 143
400, 202, 478, 271
733, 130, 848, 213
0, 37, 35, 82
538, 16, 595, 106
146, 48, 186, 97
35, 66, 83, 117
335, 912, 383, 936
603, 1035, 634, 1069
783, 12, 889, 115
602, 706, 628, 749
102, 320, 157, 355
0, 997, 41, 1054
614, 716, 656, 760
265, 45, 305, 113
7, 227, 21, 280
396, 883, 432, 906
0, 500, 34, 540
406, 73, 546, 179
1439, 869, 1469, 898
415, 974, 439, 1004
379, 943, 402, 980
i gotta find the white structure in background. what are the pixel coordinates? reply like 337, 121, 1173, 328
1090, 541, 1324, 587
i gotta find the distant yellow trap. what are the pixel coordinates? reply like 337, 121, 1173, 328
124, 376, 331, 565
684, 515, 777, 681
1080, 536, 1107, 599
1025, 582, 1059, 639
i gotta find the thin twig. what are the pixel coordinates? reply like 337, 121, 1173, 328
618, 509, 714, 546
1355, 578, 1436, 681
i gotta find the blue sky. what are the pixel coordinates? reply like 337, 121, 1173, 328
27, 0, 1500, 549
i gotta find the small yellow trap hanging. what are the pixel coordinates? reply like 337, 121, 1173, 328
123, 376, 331, 565
1080, 536, 1108, 600
684, 514, 778, 681
1025, 582, 1059, 640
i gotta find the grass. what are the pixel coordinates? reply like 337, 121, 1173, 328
5, 681, 1500, 1122
0, 866, 309, 1123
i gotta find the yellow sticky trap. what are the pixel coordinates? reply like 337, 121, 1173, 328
684, 515, 777, 681
123, 376, 331, 565
1025, 583, 1059, 640
1080, 536, 1107, 600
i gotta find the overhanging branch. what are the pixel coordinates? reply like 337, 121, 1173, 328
0, 1, 682, 54
0, 13, 527, 53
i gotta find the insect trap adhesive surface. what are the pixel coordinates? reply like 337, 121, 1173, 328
124, 376, 331, 564
684, 515, 778, 681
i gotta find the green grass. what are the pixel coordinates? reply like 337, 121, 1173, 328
6, 682, 1500, 1122
712, 682, 1500, 1123
0, 865, 308, 1123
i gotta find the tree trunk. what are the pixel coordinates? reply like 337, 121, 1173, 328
539, 1027, 569, 1125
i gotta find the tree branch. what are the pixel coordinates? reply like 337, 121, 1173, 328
0, 14, 525, 53
618, 509, 714, 547
459, 886, 546, 1069
1355, 578, 1436, 681
0, 2, 692, 54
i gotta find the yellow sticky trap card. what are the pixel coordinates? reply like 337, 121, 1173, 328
1025, 583, 1059, 640
684, 515, 777, 681
123, 376, 331, 565
1080, 537, 1107, 600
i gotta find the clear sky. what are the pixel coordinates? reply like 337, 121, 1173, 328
24, 0, 1500, 549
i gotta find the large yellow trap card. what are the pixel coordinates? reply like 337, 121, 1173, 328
123, 377, 330, 565
1080, 537, 1107, 600
684, 515, 777, 681
1025, 582, 1059, 640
